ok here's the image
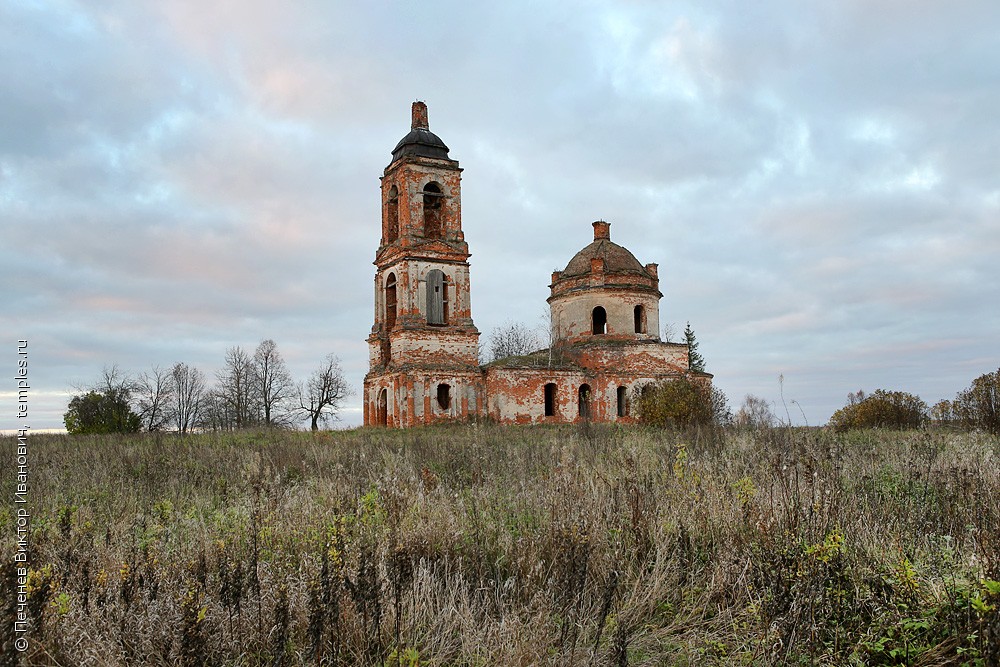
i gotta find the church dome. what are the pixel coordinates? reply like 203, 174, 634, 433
391, 101, 451, 161
560, 221, 653, 279
391, 128, 450, 161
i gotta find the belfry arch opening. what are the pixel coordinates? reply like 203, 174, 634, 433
592, 306, 607, 335
386, 185, 399, 243
423, 182, 444, 239
385, 273, 397, 330
634, 305, 645, 334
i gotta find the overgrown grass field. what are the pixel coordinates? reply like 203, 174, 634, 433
2, 424, 999, 665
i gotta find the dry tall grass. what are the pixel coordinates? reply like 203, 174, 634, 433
1, 424, 998, 665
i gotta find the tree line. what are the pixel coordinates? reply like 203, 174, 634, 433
63, 339, 351, 434
635, 368, 1000, 434
824, 368, 1000, 434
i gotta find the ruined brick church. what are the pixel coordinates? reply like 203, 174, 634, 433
363, 103, 710, 427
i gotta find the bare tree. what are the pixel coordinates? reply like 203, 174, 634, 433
485, 321, 541, 363
734, 394, 777, 429
171, 362, 206, 435
135, 365, 174, 432
298, 354, 352, 431
91, 364, 137, 400
253, 339, 296, 427
216, 346, 257, 429
197, 389, 231, 432
539, 307, 558, 368
95, 364, 142, 429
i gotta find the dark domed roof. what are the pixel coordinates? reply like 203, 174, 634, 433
391, 102, 451, 161
391, 128, 451, 161
562, 239, 650, 277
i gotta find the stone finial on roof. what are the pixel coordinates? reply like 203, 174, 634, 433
593, 220, 611, 241
412, 101, 429, 130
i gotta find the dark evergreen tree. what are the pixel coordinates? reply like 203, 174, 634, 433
684, 322, 706, 373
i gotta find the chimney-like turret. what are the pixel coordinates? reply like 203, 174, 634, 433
411, 101, 429, 130
593, 220, 610, 241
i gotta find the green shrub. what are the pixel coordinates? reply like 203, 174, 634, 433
828, 389, 927, 431
635, 377, 729, 428
64, 390, 141, 434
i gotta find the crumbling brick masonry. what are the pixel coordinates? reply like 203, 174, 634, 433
363, 103, 710, 427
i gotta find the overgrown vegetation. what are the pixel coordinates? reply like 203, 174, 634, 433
62, 390, 141, 435
635, 377, 730, 429
829, 389, 929, 431
3, 423, 998, 665
936, 368, 1000, 435
483, 321, 542, 364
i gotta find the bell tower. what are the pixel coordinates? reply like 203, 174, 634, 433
363, 102, 482, 426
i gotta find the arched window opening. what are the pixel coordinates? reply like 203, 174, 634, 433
423, 182, 444, 239
437, 383, 451, 410
544, 383, 557, 417
617, 386, 627, 417
592, 306, 607, 335
386, 185, 399, 242
426, 269, 448, 325
578, 384, 592, 419
377, 388, 388, 426
634, 305, 645, 334
385, 273, 397, 330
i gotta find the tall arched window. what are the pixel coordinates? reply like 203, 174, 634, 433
592, 306, 607, 335
634, 305, 645, 334
617, 386, 627, 417
578, 384, 592, 418
386, 185, 399, 243
385, 273, 397, 330
377, 388, 388, 426
423, 182, 444, 239
426, 269, 448, 325
544, 383, 557, 417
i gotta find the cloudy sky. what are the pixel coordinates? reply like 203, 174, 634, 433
2, 0, 998, 430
